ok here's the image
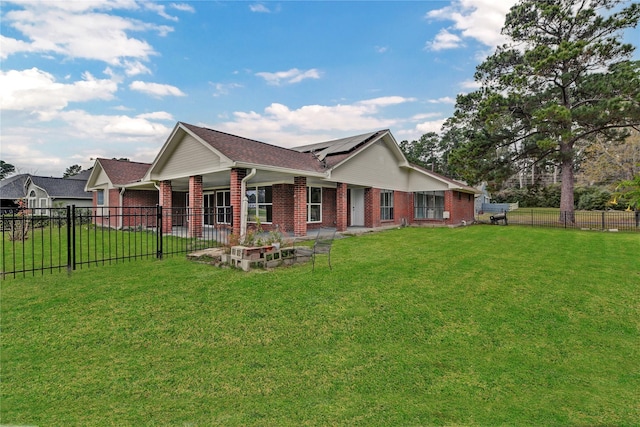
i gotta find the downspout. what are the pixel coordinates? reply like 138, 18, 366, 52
240, 168, 257, 242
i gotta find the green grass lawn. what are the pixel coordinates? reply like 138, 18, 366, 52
2, 226, 639, 426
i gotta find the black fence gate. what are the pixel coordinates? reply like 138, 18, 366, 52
1, 205, 230, 279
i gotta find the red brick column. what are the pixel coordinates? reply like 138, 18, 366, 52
364, 187, 380, 228
444, 190, 453, 226
293, 176, 307, 237
336, 182, 348, 232
189, 175, 203, 238
230, 168, 246, 237
159, 180, 172, 234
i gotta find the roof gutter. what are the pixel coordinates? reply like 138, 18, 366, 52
240, 168, 257, 242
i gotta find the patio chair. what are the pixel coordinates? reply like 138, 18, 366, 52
296, 228, 336, 271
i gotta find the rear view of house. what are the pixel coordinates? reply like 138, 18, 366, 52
85, 122, 477, 237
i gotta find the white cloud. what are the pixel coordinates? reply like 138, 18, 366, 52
425, 0, 516, 50
142, 1, 178, 21
0, 68, 117, 118
416, 119, 446, 134
211, 82, 243, 97
123, 60, 152, 76
255, 68, 321, 86
59, 109, 172, 139
171, 3, 196, 13
129, 81, 186, 97
2, 1, 171, 68
425, 29, 464, 51
411, 113, 443, 121
213, 96, 416, 147
375, 45, 389, 54
460, 79, 482, 90
249, 4, 271, 13
136, 111, 174, 121
427, 96, 456, 104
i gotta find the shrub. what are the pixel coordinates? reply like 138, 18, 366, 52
575, 186, 611, 210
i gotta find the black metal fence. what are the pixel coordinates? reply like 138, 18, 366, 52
478, 209, 640, 231
1, 206, 231, 279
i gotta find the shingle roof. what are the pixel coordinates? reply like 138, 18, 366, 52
98, 158, 151, 186
28, 176, 92, 199
0, 174, 30, 199
181, 123, 325, 173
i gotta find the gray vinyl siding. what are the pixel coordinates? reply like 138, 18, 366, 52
406, 169, 451, 192
329, 141, 409, 190
154, 134, 223, 180
94, 168, 112, 189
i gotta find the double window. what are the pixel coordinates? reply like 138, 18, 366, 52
380, 190, 394, 221
216, 191, 232, 224
246, 186, 272, 223
307, 187, 322, 223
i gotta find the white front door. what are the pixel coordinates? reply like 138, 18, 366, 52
350, 188, 365, 226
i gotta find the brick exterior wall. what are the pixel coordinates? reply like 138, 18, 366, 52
364, 187, 379, 228
272, 184, 294, 234
336, 183, 348, 231
359, 188, 475, 229
122, 190, 158, 229
293, 176, 307, 237
159, 180, 173, 234
444, 190, 475, 226
189, 175, 203, 238
91, 177, 475, 236
230, 168, 246, 237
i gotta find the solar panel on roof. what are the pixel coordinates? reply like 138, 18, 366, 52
293, 131, 381, 159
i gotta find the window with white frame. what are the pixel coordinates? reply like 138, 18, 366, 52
414, 191, 444, 219
246, 186, 272, 223
28, 190, 37, 209
96, 189, 105, 206
380, 190, 394, 221
216, 190, 232, 224
307, 187, 322, 223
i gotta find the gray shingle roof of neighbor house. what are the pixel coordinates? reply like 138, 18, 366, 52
0, 174, 30, 199
181, 122, 327, 173
28, 176, 93, 199
97, 158, 152, 186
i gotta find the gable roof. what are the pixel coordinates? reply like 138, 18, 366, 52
96, 158, 151, 186
26, 175, 92, 199
180, 122, 324, 173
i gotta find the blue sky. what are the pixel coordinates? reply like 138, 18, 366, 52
1, 0, 638, 177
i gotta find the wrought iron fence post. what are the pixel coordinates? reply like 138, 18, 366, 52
157, 204, 163, 259
66, 205, 72, 273
601, 211, 605, 230
71, 205, 77, 271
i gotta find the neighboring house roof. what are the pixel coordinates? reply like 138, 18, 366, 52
0, 174, 30, 199
66, 169, 93, 181
180, 122, 324, 173
26, 175, 92, 199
